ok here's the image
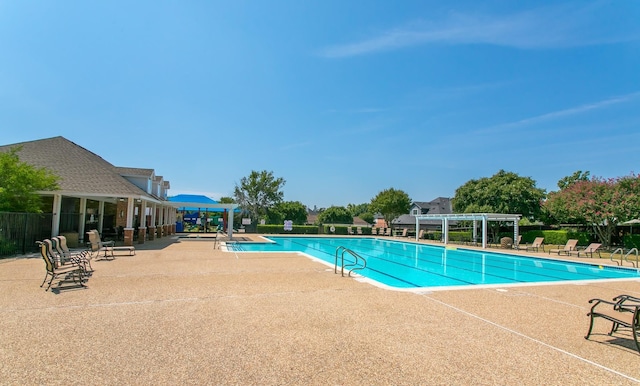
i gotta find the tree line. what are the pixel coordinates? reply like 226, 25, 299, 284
3, 144, 640, 247
232, 169, 640, 247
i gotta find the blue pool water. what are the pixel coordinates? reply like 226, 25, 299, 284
227, 237, 640, 289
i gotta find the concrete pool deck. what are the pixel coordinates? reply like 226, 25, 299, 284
1, 235, 640, 385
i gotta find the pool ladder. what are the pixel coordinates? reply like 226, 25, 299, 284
610, 248, 639, 267
334, 246, 367, 277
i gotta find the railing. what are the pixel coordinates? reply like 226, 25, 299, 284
609, 248, 639, 267
610, 248, 624, 266
625, 248, 639, 268
334, 246, 367, 277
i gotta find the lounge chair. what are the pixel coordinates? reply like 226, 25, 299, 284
347, 227, 354, 235
383, 228, 391, 236
371, 227, 378, 236
396, 228, 408, 237
570, 243, 602, 258
548, 239, 578, 255
356, 227, 363, 235
87, 230, 136, 259
418, 229, 424, 239
37, 240, 86, 291
518, 237, 545, 252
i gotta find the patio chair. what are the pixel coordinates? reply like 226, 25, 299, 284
417, 229, 424, 240
87, 230, 136, 259
585, 294, 640, 353
356, 227, 363, 235
518, 237, 545, 252
51, 236, 93, 273
396, 228, 408, 237
347, 227, 354, 235
548, 239, 578, 255
37, 240, 86, 291
371, 227, 378, 236
570, 243, 602, 258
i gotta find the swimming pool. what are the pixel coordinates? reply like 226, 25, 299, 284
226, 237, 640, 290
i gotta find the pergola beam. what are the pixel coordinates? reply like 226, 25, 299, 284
414, 213, 521, 249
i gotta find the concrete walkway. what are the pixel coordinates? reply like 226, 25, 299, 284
1, 236, 640, 385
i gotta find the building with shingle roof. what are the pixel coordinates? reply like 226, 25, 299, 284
392, 197, 454, 229
0, 136, 176, 246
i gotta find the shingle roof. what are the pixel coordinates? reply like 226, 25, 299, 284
0, 136, 155, 198
116, 167, 155, 177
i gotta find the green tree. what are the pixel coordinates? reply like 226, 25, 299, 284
316, 206, 353, 224
0, 146, 59, 213
346, 203, 370, 217
544, 174, 640, 246
233, 170, 285, 224
369, 188, 411, 228
557, 170, 590, 190
359, 212, 375, 225
452, 170, 546, 220
266, 201, 308, 225
218, 196, 235, 204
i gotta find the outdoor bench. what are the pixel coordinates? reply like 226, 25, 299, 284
585, 294, 640, 353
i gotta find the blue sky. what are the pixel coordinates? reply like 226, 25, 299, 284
1, 1, 639, 208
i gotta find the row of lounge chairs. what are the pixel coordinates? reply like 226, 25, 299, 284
548, 239, 602, 258
37, 231, 136, 291
345, 227, 408, 237
516, 237, 602, 258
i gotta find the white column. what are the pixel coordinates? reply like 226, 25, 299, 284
98, 201, 105, 234
151, 203, 157, 227
227, 207, 234, 239
482, 216, 488, 249
473, 220, 478, 244
443, 218, 449, 245
514, 218, 519, 248
126, 198, 135, 228
140, 200, 147, 227
51, 194, 62, 237
415, 215, 420, 241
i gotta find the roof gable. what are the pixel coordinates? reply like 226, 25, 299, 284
0, 136, 154, 198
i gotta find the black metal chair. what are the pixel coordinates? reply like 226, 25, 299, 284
585, 294, 640, 353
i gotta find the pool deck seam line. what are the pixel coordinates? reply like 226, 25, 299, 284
424, 295, 640, 383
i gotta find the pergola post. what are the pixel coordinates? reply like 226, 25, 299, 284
482, 216, 487, 249
443, 218, 449, 245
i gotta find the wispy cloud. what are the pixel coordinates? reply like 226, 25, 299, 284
318, 2, 639, 58
489, 91, 640, 131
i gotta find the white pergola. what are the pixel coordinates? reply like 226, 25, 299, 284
166, 201, 239, 239
414, 213, 522, 249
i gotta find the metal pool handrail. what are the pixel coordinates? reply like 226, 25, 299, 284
625, 248, 639, 267
334, 246, 367, 277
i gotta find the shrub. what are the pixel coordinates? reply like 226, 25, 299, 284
520, 230, 590, 246
624, 235, 640, 249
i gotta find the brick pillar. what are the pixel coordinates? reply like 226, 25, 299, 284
171, 224, 175, 234
148, 226, 156, 240
138, 227, 146, 244
157, 225, 162, 239
163, 224, 169, 237
124, 228, 134, 246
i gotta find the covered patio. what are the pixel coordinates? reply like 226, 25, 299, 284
167, 196, 239, 239
414, 213, 522, 249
